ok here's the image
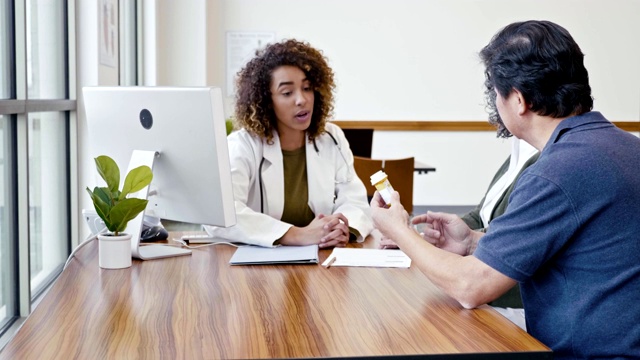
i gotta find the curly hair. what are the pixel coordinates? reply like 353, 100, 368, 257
233, 39, 335, 144
480, 20, 593, 138
483, 75, 511, 138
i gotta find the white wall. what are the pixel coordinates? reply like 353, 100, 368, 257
222, 0, 640, 121
77, 1, 640, 238
76, 0, 121, 240
216, 0, 640, 205
155, 0, 206, 85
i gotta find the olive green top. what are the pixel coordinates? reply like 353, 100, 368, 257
461, 153, 540, 231
280, 146, 315, 227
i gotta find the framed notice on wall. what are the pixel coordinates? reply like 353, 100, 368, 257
226, 31, 276, 97
99, 0, 118, 68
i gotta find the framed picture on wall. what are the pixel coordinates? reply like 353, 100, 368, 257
99, 0, 118, 68
226, 31, 276, 97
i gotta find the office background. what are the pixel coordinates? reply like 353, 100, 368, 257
2, 0, 639, 349
80, 0, 640, 223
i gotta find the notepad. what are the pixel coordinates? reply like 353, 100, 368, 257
229, 244, 319, 265
321, 248, 411, 268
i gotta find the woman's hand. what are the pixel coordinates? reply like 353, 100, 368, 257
317, 213, 350, 248
279, 213, 350, 248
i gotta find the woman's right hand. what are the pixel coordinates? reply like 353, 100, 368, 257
279, 213, 350, 248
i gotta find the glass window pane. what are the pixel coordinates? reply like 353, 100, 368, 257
0, 1, 12, 99
1, 115, 16, 329
26, 0, 66, 99
28, 112, 68, 293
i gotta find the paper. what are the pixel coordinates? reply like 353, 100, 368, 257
229, 244, 318, 265
322, 248, 411, 268
226, 31, 276, 96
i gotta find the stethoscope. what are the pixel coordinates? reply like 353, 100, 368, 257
258, 131, 353, 213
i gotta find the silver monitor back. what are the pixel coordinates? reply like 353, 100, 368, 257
83, 86, 236, 259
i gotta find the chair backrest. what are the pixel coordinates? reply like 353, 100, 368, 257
353, 156, 414, 214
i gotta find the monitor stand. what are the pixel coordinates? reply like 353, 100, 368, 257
125, 150, 192, 260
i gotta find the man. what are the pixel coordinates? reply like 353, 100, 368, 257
371, 20, 640, 359
382, 138, 539, 329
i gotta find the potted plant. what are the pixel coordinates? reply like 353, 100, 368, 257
225, 117, 234, 135
86, 155, 153, 269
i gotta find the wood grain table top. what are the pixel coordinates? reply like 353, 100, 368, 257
0, 233, 551, 359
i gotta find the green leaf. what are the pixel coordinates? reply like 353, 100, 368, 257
87, 155, 153, 236
86, 187, 116, 232
95, 156, 120, 193
120, 165, 153, 199
110, 198, 149, 234
92, 186, 114, 206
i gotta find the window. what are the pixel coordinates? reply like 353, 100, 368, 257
0, 1, 11, 99
0, 0, 73, 340
0, 114, 17, 332
25, 0, 69, 297
27, 112, 68, 294
0, 1, 16, 335
26, 0, 66, 100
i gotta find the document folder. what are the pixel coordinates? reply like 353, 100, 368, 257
229, 244, 319, 265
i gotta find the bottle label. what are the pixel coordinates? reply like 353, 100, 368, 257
377, 180, 394, 205
370, 171, 393, 206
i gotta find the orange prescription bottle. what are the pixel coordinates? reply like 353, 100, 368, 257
370, 170, 394, 206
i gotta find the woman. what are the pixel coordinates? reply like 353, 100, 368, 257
206, 39, 373, 248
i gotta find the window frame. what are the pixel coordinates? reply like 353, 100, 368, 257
0, 0, 75, 341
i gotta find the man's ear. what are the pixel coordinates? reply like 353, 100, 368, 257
513, 89, 529, 116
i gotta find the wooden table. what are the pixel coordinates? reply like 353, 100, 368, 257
1, 234, 551, 359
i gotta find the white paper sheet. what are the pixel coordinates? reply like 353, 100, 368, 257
322, 248, 411, 268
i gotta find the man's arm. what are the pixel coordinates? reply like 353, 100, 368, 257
388, 224, 516, 308
372, 192, 517, 308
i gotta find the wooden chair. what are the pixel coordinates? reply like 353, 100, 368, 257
353, 156, 414, 214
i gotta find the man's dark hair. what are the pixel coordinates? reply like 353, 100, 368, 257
480, 20, 593, 138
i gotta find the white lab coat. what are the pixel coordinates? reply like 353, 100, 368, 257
205, 122, 373, 247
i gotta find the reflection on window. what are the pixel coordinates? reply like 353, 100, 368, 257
0, 1, 12, 99
26, 0, 65, 99
1, 115, 15, 330
28, 112, 68, 293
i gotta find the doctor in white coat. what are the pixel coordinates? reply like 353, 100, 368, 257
205, 39, 373, 247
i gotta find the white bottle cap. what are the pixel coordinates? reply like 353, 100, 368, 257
370, 170, 388, 186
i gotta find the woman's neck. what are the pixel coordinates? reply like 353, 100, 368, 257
279, 129, 306, 151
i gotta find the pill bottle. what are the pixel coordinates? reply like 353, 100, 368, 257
370, 170, 394, 206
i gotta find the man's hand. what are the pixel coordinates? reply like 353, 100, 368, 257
412, 211, 476, 256
371, 191, 412, 238
379, 235, 400, 249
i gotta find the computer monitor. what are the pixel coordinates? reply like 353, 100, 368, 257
83, 86, 236, 260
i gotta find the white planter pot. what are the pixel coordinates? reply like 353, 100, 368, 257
98, 233, 132, 269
